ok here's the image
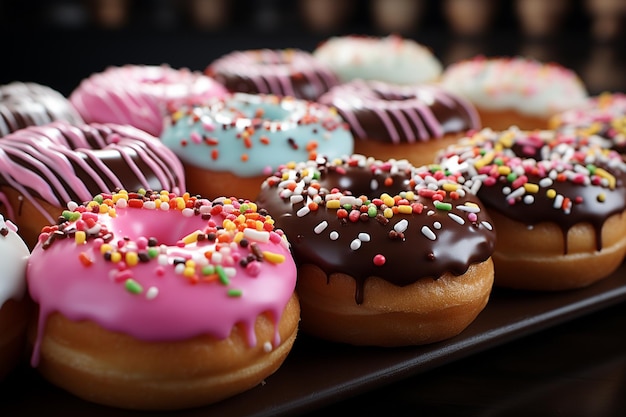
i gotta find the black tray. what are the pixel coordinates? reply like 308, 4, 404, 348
2, 264, 626, 417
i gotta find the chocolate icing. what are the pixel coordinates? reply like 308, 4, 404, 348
206, 49, 340, 102
317, 80, 481, 144
256, 155, 496, 304
0, 82, 84, 137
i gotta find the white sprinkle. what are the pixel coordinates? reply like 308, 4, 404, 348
539, 177, 553, 187
427, 210, 436, 216
481, 221, 493, 231
143, 201, 156, 210
456, 204, 480, 213
553, 194, 564, 209
433, 221, 442, 230
243, 228, 270, 243
224, 267, 237, 277
523, 195, 534, 204
115, 198, 128, 208
394, 219, 409, 233
160, 202, 170, 211
448, 213, 465, 225
174, 263, 185, 274
314, 221, 328, 234
506, 187, 526, 201
296, 206, 310, 217
290, 195, 304, 204
182, 208, 194, 217
211, 252, 223, 264
263, 341, 273, 352
421, 225, 437, 240
350, 239, 362, 250
502, 186, 511, 195
358, 232, 370, 242
329, 231, 339, 240
67, 201, 78, 211
370, 179, 379, 189
146, 286, 159, 300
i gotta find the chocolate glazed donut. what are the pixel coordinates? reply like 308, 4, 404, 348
0, 82, 84, 137
0, 121, 185, 248
257, 155, 496, 346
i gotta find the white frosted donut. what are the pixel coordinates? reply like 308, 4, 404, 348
0, 215, 30, 379
313, 34, 443, 85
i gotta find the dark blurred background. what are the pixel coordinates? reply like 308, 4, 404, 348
0, 0, 625, 96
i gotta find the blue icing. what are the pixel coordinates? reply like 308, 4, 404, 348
161, 93, 354, 177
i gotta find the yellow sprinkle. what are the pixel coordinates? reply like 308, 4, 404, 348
404, 191, 415, 201
183, 266, 195, 277
381, 193, 395, 207
236, 214, 246, 224
108, 208, 117, 218
182, 230, 202, 244
223, 198, 232, 205
247, 202, 257, 212
110, 252, 122, 263
523, 183, 539, 193
597, 193, 606, 202
498, 132, 514, 148
74, 230, 86, 245
286, 161, 296, 169
234, 231, 244, 243
474, 151, 495, 170
383, 207, 393, 218
174, 197, 185, 210
262, 251, 285, 264
442, 183, 459, 192
595, 168, 616, 189
100, 243, 113, 254
497, 166, 512, 176
281, 172, 290, 180
185, 260, 196, 268
546, 189, 557, 199
397, 205, 412, 214
125, 252, 139, 267
465, 202, 479, 208
255, 220, 264, 230
222, 219, 236, 231
99, 203, 109, 214
326, 200, 341, 209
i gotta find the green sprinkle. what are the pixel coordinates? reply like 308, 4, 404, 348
61, 210, 80, 221
147, 247, 159, 258
216, 265, 229, 285
202, 265, 215, 276
506, 173, 517, 183
586, 164, 596, 174
494, 157, 504, 166
367, 205, 378, 217
93, 194, 104, 204
434, 201, 452, 211
125, 278, 143, 294
313, 171, 321, 180
227, 288, 243, 297
239, 203, 250, 214
342, 203, 352, 210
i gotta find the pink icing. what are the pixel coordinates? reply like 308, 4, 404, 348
0, 121, 186, 224
26, 192, 297, 367
69, 65, 228, 136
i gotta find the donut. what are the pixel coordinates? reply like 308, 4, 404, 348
256, 155, 496, 346
205, 48, 340, 101
26, 190, 299, 410
437, 127, 626, 291
160, 92, 354, 200
0, 120, 185, 249
317, 79, 481, 166
549, 92, 626, 154
0, 81, 84, 137
0, 215, 30, 379
439, 56, 588, 131
69, 64, 227, 136
312, 34, 443, 85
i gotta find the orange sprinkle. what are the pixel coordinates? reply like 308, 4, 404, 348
78, 252, 93, 266
260, 136, 270, 145
384, 177, 393, 186
211, 149, 219, 160
241, 153, 249, 162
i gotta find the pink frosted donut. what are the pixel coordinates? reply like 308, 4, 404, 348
69, 64, 227, 136
205, 49, 340, 101
27, 191, 299, 410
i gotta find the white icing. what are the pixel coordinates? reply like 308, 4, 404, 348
0, 215, 30, 305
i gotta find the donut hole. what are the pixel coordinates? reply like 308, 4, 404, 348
326, 167, 412, 198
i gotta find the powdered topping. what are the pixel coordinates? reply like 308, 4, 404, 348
161, 92, 354, 177
318, 80, 480, 144
437, 127, 626, 252
257, 155, 496, 304
206, 49, 339, 101
27, 190, 297, 366
69, 64, 227, 136
439, 55, 588, 117
313, 34, 443, 85
0, 214, 29, 305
